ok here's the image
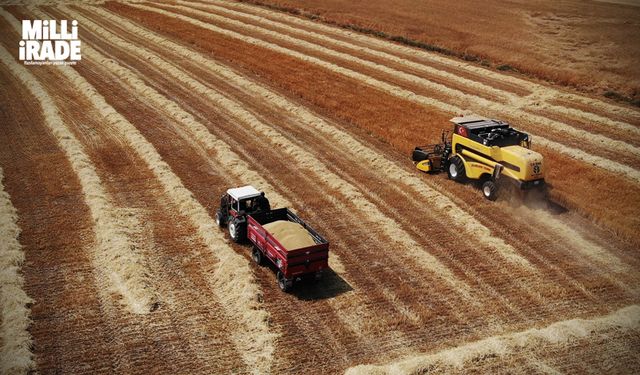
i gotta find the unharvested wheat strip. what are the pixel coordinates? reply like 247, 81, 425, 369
345, 304, 640, 374
215, 0, 640, 123
86, 6, 544, 273
157, 3, 640, 159
64, 7, 437, 340
68, 7, 475, 294
189, 0, 640, 139
130, 4, 640, 183
0, 166, 34, 375
45, 59, 276, 375
537, 103, 640, 137
0, 39, 158, 316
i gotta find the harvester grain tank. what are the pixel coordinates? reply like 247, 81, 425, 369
412, 115, 545, 200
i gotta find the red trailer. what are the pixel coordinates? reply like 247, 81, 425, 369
216, 186, 329, 292
247, 208, 329, 292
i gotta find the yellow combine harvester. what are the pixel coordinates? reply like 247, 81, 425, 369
412, 115, 545, 200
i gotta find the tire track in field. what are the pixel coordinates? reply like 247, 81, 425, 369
130, 3, 640, 183
11, 6, 275, 367
346, 304, 640, 374
0, 27, 158, 316
80, 3, 633, 320
212, 0, 640, 124
159, 2, 640, 162
0, 165, 34, 375
188, 0, 640, 140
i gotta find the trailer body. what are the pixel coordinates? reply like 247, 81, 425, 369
247, 208, 329, 291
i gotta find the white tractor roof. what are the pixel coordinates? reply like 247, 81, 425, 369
227, 185, 261, 200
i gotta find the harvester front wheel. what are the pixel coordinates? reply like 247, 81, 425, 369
482, 180, 498, 201
447, 156, 466, 182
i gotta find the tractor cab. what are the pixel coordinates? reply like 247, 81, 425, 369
215, 185, 270, 227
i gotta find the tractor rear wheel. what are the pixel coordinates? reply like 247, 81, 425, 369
447, 156, 466, 182
482, 180, 499, 201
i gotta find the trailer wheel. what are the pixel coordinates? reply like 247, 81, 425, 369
229, 220, 244, 243
482, 180, 499, 201
277, 272, 291, 292
215, 211, 225, 227
447, 156, 466, 182
252, 247, 263, 265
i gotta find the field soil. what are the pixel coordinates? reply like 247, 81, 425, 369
243, 0, 640, 104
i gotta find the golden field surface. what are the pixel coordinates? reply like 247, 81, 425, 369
0, 1, 638, 374
242, 0, 640, 104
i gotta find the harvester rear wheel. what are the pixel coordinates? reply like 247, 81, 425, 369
482, 180, 499, 201
447, 156, 466, 182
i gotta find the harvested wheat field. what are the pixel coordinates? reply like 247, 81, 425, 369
0, 0, 638, 374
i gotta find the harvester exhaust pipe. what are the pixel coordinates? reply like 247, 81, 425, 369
493, 164, 504, 180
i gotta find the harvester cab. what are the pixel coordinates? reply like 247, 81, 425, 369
215, 185, 270, 242
412, 115, 545, 201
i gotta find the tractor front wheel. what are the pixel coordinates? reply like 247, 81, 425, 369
229, 220, 244, 243
447, 156, 466, 182
215, 211, 225, 227
482, 180, 499, 201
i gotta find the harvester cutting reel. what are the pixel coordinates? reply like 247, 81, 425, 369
412, 131, 452, 173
